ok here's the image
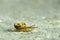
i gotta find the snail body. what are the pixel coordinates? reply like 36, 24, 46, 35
13, 21, 34, 32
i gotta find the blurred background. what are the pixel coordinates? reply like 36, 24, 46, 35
0, 0, 60, 40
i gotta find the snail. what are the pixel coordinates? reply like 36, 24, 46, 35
12, 21, 36, 32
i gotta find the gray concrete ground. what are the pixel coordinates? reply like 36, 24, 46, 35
0, 0, 60, 40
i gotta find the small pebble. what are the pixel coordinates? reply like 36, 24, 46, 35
41, 17, 46, 19
0, 20, 2, 22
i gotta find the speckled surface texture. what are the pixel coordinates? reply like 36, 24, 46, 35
0, 0, 60, 40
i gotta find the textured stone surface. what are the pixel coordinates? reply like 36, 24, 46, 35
0, 0, 60, 40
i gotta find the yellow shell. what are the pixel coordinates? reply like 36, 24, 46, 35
13, 21, 33, 32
